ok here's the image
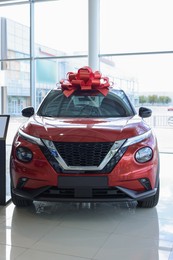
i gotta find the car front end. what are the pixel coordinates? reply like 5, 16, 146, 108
10, 66, 160, 208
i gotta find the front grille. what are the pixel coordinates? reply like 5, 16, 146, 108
53, 142, 114, 166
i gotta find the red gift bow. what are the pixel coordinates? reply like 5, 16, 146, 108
60, 66, 110, 97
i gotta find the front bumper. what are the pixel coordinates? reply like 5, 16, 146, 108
12, 185, 157, 203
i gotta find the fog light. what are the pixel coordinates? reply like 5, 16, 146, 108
16, 147, 33, 162
139, 178, 152, 190
135, 147, 153, 163
17, 177, 28, 188
21, 177, 28, 182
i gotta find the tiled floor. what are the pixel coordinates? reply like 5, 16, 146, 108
0, 153, 173, 259
2, 118, 173, 259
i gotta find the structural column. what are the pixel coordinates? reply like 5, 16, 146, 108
30, 0, 36, 109
88, 0, 100, 71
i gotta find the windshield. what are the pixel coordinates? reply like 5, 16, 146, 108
37, 89, 135, 118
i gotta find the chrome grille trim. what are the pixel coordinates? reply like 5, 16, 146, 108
42, 139, 126, 171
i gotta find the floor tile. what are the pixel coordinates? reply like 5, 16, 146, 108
59, 202, 121, 232
93, 234, 172, 260
168, 249, 173, 260
33, 225, 110, 258
0, 204, 62, 247
112, 209, 159, 239
159, 218, 173, 242
0, 244, 27, 260
15, 249, 90, 260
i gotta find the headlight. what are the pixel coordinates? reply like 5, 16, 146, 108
16, 147, 33, 162
18, 129, 43, 146
135, 147, 153, 163
123, 130, 152, 147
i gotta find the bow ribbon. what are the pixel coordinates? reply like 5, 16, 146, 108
60, 66, 110, 97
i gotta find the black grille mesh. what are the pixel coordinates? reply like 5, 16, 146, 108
53, 142, 114, 167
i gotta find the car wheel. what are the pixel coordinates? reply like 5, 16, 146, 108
137, 181, 160, 208
11, 186, 33, 207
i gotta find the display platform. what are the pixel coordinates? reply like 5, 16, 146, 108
0, 115, 11, 205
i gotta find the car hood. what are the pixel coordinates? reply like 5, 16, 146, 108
20, 115, 151, 142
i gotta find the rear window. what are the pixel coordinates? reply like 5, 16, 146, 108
37, 89, 135, 118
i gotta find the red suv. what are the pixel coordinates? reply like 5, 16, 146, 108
10, 67, 160, 208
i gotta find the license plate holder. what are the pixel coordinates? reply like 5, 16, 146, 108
58, 176, 108, 188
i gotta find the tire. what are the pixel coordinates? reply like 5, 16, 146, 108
11, 187, 33, 207
137, 181, 160, 208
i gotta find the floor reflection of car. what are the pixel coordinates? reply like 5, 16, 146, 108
168, 116, 173, 126
10, 66, 160, 208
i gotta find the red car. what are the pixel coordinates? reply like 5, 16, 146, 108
10, 67, 160, 208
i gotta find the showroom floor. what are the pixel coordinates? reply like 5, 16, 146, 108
0, 153, 173, 260
1, 120, 173, 259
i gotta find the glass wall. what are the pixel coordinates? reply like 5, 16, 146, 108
0, 0, 173, 153
35, 57, 88, 106
0, 0, 88, 114
1, 0, 172, 110
0, 3, 30, 60
0, 2, 30, 114
35, 0, 88, 55
100, 0, 173, 54
99, 0, 173, 153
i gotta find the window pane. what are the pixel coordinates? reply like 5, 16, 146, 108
100, 0, 173, 53
100, 54, 173, 94
0, 1, 29, 4
35, 57, 88, 108
35, 0, 88, 55
0, 4, 30, 59
1, 60, 30, 114
100, 54, 173, 152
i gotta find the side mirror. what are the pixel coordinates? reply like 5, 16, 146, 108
22, 106, 34, 117
139, 107, 152, 118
